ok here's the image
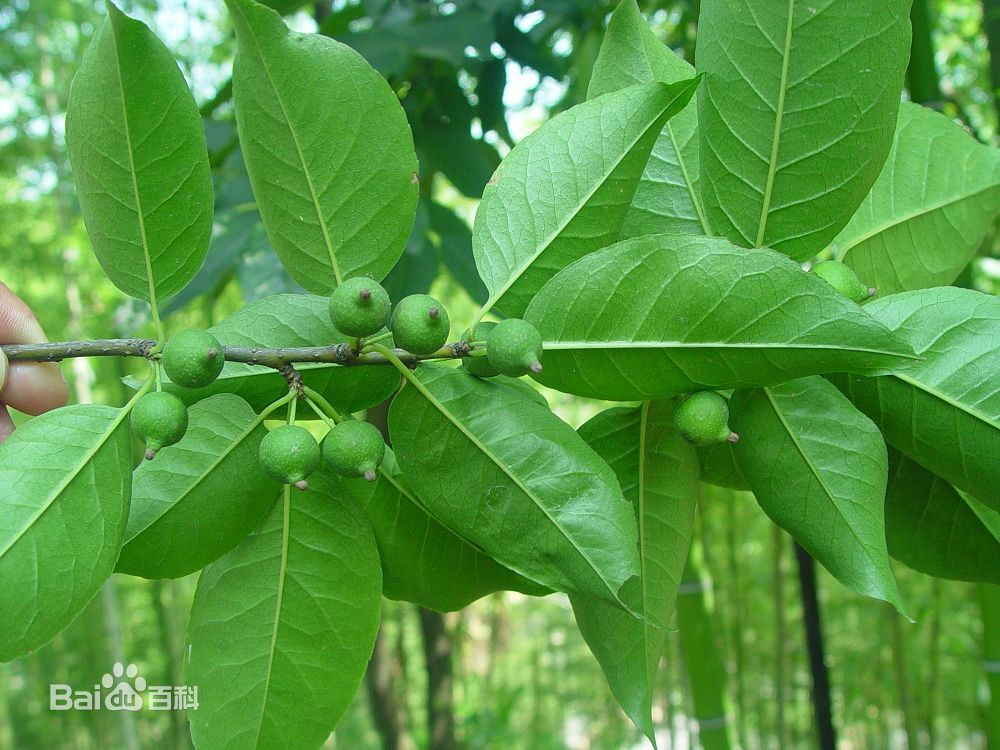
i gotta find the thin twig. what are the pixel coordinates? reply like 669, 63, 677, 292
0, 338, 475, 368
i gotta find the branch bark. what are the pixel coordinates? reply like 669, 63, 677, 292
1, 339, 473, 368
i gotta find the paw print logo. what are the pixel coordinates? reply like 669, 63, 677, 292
102, 662, 145, 712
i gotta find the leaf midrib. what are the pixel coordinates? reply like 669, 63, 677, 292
232, 2, 343, 285
632, 20, 708, 235
636, 401, 656, 686
408, 372, 626, 607
0, 407, 127, 562
484, 81, 691, 312
840, 184, 1000, 256
891, 372, 999, 432
124, 409, 268, 543
755, 0, 796, 248
250, 485, 291, 749
542, 340, 916, 358
762, 387, 893, 588
109, 21, 160, 313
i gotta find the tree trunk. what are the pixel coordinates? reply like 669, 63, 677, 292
978, 584, 1000, 748
101, 580, 141, 750
888, 605, 918, 749
418, 608, 458, 750
151, 580, 189, 749
677, 544, 733, 750
772, 525, 790, 749
365, 625, 407, 750
794, 544, 837, 750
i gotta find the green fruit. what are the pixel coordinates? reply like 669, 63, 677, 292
329, 277, 391, 338
811, 261, 876, 303
390, 294, 450, 355
132, 391, 188, 459
258, 424, 321, 491
322, 420, 385, 482
486, 318, 543, 378
162, 329, 225, 388
674, 391, 738, 447
461, 321, 499, 378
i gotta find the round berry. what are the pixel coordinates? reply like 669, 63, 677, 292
674, 391, 738, 447
461, 321, 499, 378
329, 277, 392, 338
322, 420, 385, 482
132, 391, 188, 459
486, 318, 543, 378
389, 294, 450, 355
258, 424, 321, 491
811, 261, 876, 304
162, 329, 225, 389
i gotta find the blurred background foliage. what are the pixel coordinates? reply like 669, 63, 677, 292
0, 0, 998, 748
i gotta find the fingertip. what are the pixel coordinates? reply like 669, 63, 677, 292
0, 405, 13, 444
1, 361, 70, 416
0, 284, 48, 345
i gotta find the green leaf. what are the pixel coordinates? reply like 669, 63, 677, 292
697, 441, 749, 491
570, 400, 698, 744
226, 0, 419, 293
837, 103, 1000, 294
388, 365, 643, 614
696, 0, 911, 260
885, 450, 1000, 584
338, 449, 547, 611
525, 234, 915, 401
730, 377, 902, 610
66, 2, 213, 303
156, 294, 399, 415
588, 0, 707, 237
830, 287, 1000, 510
185, 481, 381, 749
117, 394, 281, 579
473, 78, 700, 317
0, 405, 132, 661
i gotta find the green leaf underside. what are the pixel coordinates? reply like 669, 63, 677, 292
338, 449, 548, 612
571, 401, 698, 743
186, 480, 381, 750
0, 405, 131, 661
837, 102, 1000, 295
697, 440, 749, 491
117, 394, 281, 579
588, 0, 707, 237
696, 0, 911, 260
66, 3, 213, 302
156, 294, 399, 414
731, 377, 902, 610
227, 0, 418, 294
830, 287, 1000, 510
388, 364, 644, 615
473, 78, 700, 318
525, 234, 915, 401
885, 450, 1000, 584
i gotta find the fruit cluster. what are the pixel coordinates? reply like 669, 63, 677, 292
130, 263, 874, 477
129, 276, 550, 490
